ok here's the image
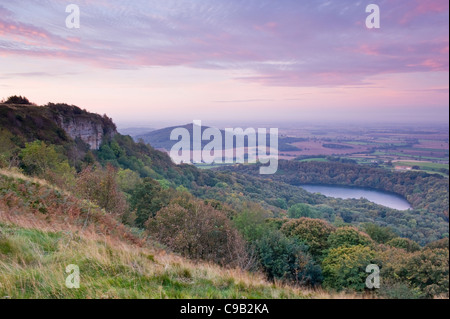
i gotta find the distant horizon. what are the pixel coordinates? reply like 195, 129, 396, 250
2, 95, 449, 129
115, 118, 450, 132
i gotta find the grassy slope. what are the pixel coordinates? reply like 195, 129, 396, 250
0, 169, 355, 299
0, 223, 307, 299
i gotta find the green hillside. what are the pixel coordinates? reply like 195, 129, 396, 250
0, 97, 448, 299
0, 170, 321, 299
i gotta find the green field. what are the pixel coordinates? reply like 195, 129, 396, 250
393, 161, 449, 177
371, 151, 448, 161
394, 161, 449, 170
298, 158, 330, 163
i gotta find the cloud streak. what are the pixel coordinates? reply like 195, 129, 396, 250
0, 0, 448, 87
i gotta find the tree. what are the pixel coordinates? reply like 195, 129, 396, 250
425, 238, 449, 250
399, 248, 449, 298
363, 223, 397, 244
275, 198, 288, 209
322, 245, 378, 291
378, 280, 424, 299
20, 140, 60, 176
377, 243, 449, 298
147, 196, 248, 268
387, 238, 421, 253
288, 203, 320, 219
129, 177, 173, 227
76, 164, 127, 215
0, 129, 19, 168
3, 95, 31, 105
116, 168, 141, 195
327, 226, 373, 249
19, 140, 74, 187
256, 230, 322, 286
233, 202, 273, 243
281, 218, 335, 258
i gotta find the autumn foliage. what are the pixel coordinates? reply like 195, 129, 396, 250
147, 194, 249, 268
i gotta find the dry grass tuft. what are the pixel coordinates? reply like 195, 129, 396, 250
0, 169, 369, 299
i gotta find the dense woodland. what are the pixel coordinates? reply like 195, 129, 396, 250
216, 161, 449, 244
0, 99, 448, 298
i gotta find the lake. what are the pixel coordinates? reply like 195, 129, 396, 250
300, 184, 412, 211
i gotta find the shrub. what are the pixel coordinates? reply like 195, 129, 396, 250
3, 95, 31, 105
281, 218, 335, 257
116, 168, 141, 195
233, 202, 273, 243
0, 129, 19, 169
378, 280, 424, 299
376, 244, 449, 298
19, 140, 75, 187
363, 223, 397, 244
256, 230, 322, 287
76, 164, 127, 215
425, 238, 449, 250
322, 245, 378, 291
129, 177, 174, 227
147, 196, 248, 268
399, 248, 449, 298
287, 203, 321, 219
387, 238, 421, 253
20, 141, 60, 176
327, 226, 373, 249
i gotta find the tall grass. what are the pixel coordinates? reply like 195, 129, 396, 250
0, 169, 366, 299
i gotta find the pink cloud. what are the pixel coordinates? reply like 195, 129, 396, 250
0, 1, 448, 87
399, 0, 449, 24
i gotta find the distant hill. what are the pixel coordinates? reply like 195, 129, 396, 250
136, 124, 196, 150
118, 127, 155, 137
136, 123, 306, 152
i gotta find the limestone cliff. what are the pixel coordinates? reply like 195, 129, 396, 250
0, 102, 117, 150
55, 115, 112, 150
50, 103, 117, 150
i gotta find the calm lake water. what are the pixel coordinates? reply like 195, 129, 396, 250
300, 184, 412, 211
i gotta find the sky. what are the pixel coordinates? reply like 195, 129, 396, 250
0, 0, 448, 127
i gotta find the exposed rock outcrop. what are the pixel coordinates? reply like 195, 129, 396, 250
0, 102, 116, 150
56, 116, 105, 150
47, 103, 117, 150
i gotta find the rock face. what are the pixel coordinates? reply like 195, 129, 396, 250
0, 102, 117, 150
55, 115, 115, 150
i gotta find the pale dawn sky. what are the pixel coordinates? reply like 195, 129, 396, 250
0, 0, 448, 126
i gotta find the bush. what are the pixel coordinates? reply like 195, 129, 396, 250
265, 218, 289, 231
327, 226, 373, 249
0, 129, 19, 169
116, 168, 141, 195
378, 280, 424, 299
3, 95, 31, 105
129, 177, 174, 227
387, 238, 421, 253
233, 202, 273, 243
20, 141, 60, 176
147, 196, 248, 268
399, 248, 449, 298
281, 218, 335, 258
425, 238, 449, 250
322, 245, 378, 291
19, 140, 75, 187
256, 230, 322, 287
363, 223, 397, 244
287, 203, 321, 219
75, 164, 127, 215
